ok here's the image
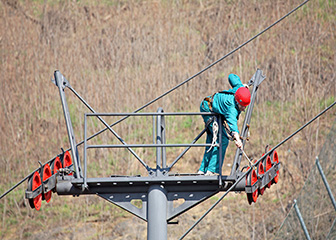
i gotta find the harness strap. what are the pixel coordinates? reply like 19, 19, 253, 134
203, 92, 216, 111
204, 90, 235, 112
204, 114, 235, 142
223, 120, 234, 141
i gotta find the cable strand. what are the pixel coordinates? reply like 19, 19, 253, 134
179, 100, 335, 240
0, 0, 311, 201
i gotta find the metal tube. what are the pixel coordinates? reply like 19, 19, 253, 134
326, 217, 336, 239
147, 185, 167, 240
87, 143, 212, 148
161, 114, 166, 168
85, 112, 213, 116
230, 69, 264, 176
294, 199, 311, 240
84, 114, 88, 189
156, 110, 162, 171
54, 71, 81, 178
218, 115, 223, 186
153, 116, 155, 144
316, 157, 336, 211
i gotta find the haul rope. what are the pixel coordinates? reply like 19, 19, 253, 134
179, 99, 335, 240
0, 0, 310, 200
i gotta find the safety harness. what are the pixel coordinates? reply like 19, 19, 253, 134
203, 90, 235, 112
203, 91, 236, 142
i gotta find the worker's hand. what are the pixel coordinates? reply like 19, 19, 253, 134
232, 132, 243, 149
243, 84, 249, 88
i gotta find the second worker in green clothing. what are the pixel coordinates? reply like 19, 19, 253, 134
198, 73, 251, 176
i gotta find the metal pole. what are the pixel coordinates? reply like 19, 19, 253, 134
156, 109, 162, 173
326, 217, 336, 240
153, 116, 156, 144
147, 185, 167, 240
54, 71, 81, 178
230, 69, 265, 176
162, 114, 166, 168
294, 199, 311, 240
83, 114, 88, 189
218, 115, 223, 186
316, 157, 336, 211
87, 143, 211, 148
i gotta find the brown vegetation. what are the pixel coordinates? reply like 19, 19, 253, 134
0, 0, 335, 239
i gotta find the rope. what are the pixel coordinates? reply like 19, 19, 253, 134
240, 148, 254, 166
65, 0, 313, 148
207, 121, 219, 153
179, 99, 335, 240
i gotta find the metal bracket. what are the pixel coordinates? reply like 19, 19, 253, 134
25, 174, 56, 199
53, 71, 82, 179
99, 192, 148, 221
51, 72, 71, 90
98, 190, 218, 222
25, 185, 42, 199
248, 68, 266, 87
167, 191, 217, 221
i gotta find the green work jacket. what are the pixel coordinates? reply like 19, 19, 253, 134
211, 73, 244, 133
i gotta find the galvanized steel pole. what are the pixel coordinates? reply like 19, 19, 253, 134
316, 157, 336, 211
54, 71, 81, 178
147, 185, 168, 240
294, 199, 311, 240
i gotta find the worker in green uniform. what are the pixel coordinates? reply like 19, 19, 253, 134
198, 73, 251, 175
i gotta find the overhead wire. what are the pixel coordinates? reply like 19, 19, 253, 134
177, 1, 316, 237
0, 0, 310, 202
179, 99, 336, 240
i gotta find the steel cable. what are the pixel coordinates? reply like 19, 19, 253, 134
179, 100, 335, 240
0, 0, 310, 200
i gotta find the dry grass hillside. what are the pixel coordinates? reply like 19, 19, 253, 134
0, 0, 335, 239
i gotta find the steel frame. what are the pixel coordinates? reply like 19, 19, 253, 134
26, 69, 281, 239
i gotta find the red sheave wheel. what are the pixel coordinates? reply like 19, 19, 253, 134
51, 156, 62, 175
28, 171, 42, 211
62, 151, 73, 175
257, 161, 265, 195
43, 164, 52, 203
272, 151, 279, 184
265, 155, 272, 188
246, 167, 258, 205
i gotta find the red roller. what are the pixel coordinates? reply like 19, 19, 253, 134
28, 171, 42, 211
51, 156, 62, 175
272, 151, 279, 184
246, 167, 258, 205
62, 151, 73, 175
261, 153, 272, 188
265, 155, 272, 188
42, 164, 52, 203
257, 160, 265, 195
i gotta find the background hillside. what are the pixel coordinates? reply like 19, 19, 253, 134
0, 0, 335, 239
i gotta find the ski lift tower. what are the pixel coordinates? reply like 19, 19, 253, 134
25, 69, 281, 240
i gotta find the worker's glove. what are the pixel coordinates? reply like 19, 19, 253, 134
232, 132, 243, 149
243, 84, 249, 88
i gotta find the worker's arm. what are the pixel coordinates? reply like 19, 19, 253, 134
232, 132, 243, 149
223, 99, 240, 133
228, 74, 244, 92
